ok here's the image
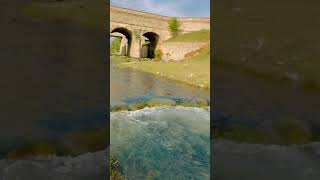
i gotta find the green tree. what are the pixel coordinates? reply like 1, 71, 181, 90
168, 17, 180, 38
110, 37, 121, 54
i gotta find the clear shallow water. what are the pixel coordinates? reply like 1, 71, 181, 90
110, 59, 210, 106
111, 106, 210, 180
110, 59, 211, 179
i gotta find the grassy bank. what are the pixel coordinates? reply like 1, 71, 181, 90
117, 51, 210, 89
165, 30, 210, 42
113, 30, 210, 89
111, 97, 209, 112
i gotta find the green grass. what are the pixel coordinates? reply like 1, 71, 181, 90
113, 29, 210, 88
116, 29, 210, 88
118, 47, 210, 89
165, 30, 210, 42
110, 154, 126, 180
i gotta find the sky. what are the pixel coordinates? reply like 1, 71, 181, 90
110, 0, 210, 17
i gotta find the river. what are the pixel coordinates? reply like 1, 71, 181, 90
110, 58, 211, 179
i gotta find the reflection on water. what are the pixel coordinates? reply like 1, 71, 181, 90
110, 59, 210, 105
111, 106, 210, 179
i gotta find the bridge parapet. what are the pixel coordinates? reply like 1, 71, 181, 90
110, 6, 210, 34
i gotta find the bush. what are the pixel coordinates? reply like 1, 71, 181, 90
110, 37, 121, 54
154, 49, 162, 61
110, 154, 126, 180
168, 17, 180, 38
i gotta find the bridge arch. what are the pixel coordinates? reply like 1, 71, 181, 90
111, 27, 132, 56
142, 32, 159, 59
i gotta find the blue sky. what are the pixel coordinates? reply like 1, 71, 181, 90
110, 0, 210, 17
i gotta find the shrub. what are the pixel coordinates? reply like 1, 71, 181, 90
110, 154, 126, 180
168, 17, 180, 38
110, 37, 121, 54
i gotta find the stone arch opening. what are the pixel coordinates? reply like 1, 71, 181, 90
142, 32, 159, 59
110, 27, 132, 56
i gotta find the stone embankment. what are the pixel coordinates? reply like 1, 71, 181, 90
160, 42, 208, 61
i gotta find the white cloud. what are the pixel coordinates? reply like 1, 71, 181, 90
110, 0, 186, 17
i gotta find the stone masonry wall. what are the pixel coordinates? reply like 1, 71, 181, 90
110, 6, 210, 38
160, 42, 208, 61
110, 6, 210, 59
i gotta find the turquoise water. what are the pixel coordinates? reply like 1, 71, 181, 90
111, 106, 210, 180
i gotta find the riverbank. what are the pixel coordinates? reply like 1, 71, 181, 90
113, 29, 210, 89
111, 97, 209, 112
115, 47, 210, 89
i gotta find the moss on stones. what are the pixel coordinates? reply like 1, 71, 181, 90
144, 98, 176, 107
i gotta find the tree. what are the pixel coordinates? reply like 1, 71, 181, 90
168, 17, 180, 38
110, 37, 121, 54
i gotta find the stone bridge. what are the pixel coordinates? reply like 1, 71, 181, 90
110, 5, 210, 58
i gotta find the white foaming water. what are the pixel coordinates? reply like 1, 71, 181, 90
111, 106, 210, 179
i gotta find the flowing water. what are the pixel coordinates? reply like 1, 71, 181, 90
110, 58, 211, 179
111, 106, 210, 179
110, 59, 210, 106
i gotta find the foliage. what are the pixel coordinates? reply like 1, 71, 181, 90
168, 17, 180, 38
110, 37, 121, 54
133, 29, 141, 40
110, 154, 126, 180
118, 44, 210, 89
